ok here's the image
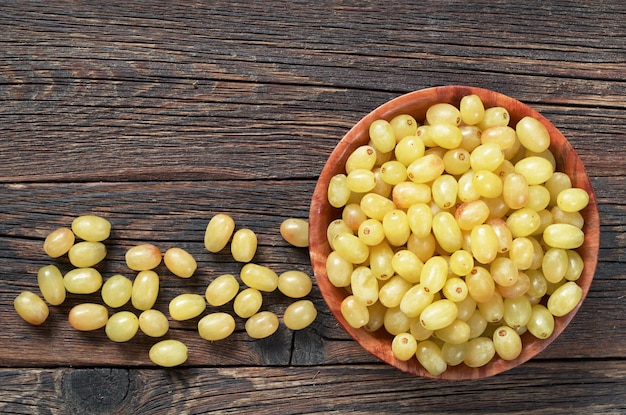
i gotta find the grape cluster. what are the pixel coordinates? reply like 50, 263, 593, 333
13, 214, 316, 367
326, 95, 589, 375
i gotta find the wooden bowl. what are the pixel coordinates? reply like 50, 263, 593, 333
309, 85, 600, 380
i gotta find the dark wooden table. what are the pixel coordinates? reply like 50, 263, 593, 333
1, 1, 625, 414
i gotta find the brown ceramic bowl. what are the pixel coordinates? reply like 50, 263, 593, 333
309, 85, 600, 380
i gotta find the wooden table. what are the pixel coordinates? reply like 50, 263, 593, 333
1, 1, 625, 413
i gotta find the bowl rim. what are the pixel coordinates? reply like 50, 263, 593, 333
309, 85, 600, 380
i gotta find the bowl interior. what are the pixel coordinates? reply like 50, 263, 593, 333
309, 85, 600, 380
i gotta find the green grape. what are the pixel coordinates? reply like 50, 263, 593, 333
204, 213, 236, 253
327, 219, 353, 249
169, 293, 207, 321
350, 266, 379, 306
125, 243, 162, 271
503, 295, 532, 329
328, 174, 351, 208
139, 309, 169, 337
14, 291, 49, 325
346, 145, 377, 174
466, 266, 495, 303
198, 312, 236, 341
509, 237, 534, 270
346, 168, 376, 193
493, 326, 522, 360
378, 275, 413, 308
420, 256, 448, 294
326, 251, 353, 288
131, 270, 159, 311
163, 247, 197, 278
380, 160, 407, 185
429, 123, 463, 149
443, 147, 471, 175
543, 223, 584, 249
393, 182, 431, 210
477, 291, 504, 323
470, 224, 498, 264
464, 337, 496, 368
551, 206, 584, 229
515, 116, 551, 153
391, 249, 423, 283
406, 203, 432, 238
506, 207, 541, 238
542, 248, 568, 283
455, 200, 490, 231
240, 263, 278, 292
472, 170, 503, 198
390, 114, 418, 140
68, 303, 108, 331
514, 156, 554, 185
71, 215, 111, 242
449, 250, 474, 277
416, 340, 448, 376
360, 192, 397, 221
547, 281, 582, 317
526, 185, 551, 211
410, 318, 434, 341
342, 203, 367, 231
432, 212, 463, 254
497, 271, 530, 299
459, 94, 485, 126
105, 311, 139, 342
457, 170, 481, 202
435, 319, 471, 345
470, 143, 504, 172
545, 172, 572, 206
341, 295, 370, 328
527, 304, 554, 339
526, 269, 548, 299
407, 154, 445, 183
368, 241, 394, 280
455, 296, 477, 321
149, 340, 188, 367
43, 227, 75, 258
477, 106, 510, 130
394, 135, 426, 166
283, 300, 317, 330
383, 306, 412, 335
466, 309, 488, 339
527, 236, 545, 270
391, 332, 418, 361
480, 125, 517, 150
278, 270, 312, 298
419, 299, 458, 331
231, 228, 257, 263
101, 274, 132, 308
233, 288, 263, 318
442, 342, 468, 366
407, 233, 437, 263
426, 103, 461, 126
358, 218, 386, 246
489, 257, 518, 287
459, 125, 482, 152
64, 268, 103, 294
382, 209, 410, 246
68, 241, 106, 268
502, 172, 530, 210
488, 217, 513, 254
37, 265, 66, 306
432, 174, 458, 210
371, 168, 393, 198
364, 301, 387, 332
400, 283, 434, 318
245, 311, 279, 339
565, 250, 584, 281
369, 119, 396, 153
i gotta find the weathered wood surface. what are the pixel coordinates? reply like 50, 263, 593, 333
1, 0, 625, 413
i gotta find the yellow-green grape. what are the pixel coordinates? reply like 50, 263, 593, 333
360, 302, 383, 332
432, 174, 458, 210
131, 270, 159, 311
442, 342, 468, 366
472, 170, 503, 199
514, 156, 554, 185
332, 232, 369, 264
459, 125, 482, 152
435, 319, 471, 345
455, 295, 477, 321
163, 247, 197, 278
526, 269, 548, 299
410, 318, 434, 341
392, 182, 431, 210
506, 207, 541, 238
442, 277, 468, 303
392, 332, 418, 361
459, 94, 485, 126
432, 212, 463, 254
283, 300, 317, 330
138, 309, 169, 337
528, 236, 545, 270
328, 174, 351, 208
426, 103, 461, 126
526, 185, 551, 211
565, 250, 584, 281
198, 312, 236, 341
280, 217, 309, 248
551, 206, 584, 229
358, 218, 385, 246
466, 309, 488, 339
240, 263, 278, 292
502, 172, 529, 210
416, 340, 448, 376
477, 106, 510, 130
68, 241, 106, 268
533, 208, 554, 236
278, 270, 312, 299
391, 249, 423, 284
395, 135, 425, 166
509, 237, 534, 270
245, 311, 279, 339
557, 188, 589, 213
204, 213, 236, 253
503, 296, 532, 329
470, 143, 504, 172
545, 172, 572, 206
125, 244, 162, 271
547, 281, 583, 317
43, 227, 75, 258
407, 233, 437, 263
443, 148, 471, 175
382, 209, 410, 246
543, 223, 585, 250
346, 145, 377, 174
466, 266, 495, 303
464, 336, 496, 368
327, 219, 353, 249
383, 306, 412, 335
503, 136, 522, 160
406, 203, 432, 238
149, 340, 188, 367
360, 192, 396, 221
455, 200, 490, 231
449, 250, 474, 277
470, 224, 498, 264
380, 160, 407, 185
390, 114, 418, 140
429, 123, 463, 149
351, 266, 379, 306
14, 291, 49, 325
400, 284, 434, 318
488, 218, 513, 254
498, 271, 530, 299
101, 274, 133, 308
105, 311, 139, 342
527, 304, 555, 339
64, 268, 103, 294
419, 299, 458, 331
370, 142, 393, 166
326, 251, 353, 288
37, 265, 66, 306
371, 171, 391, 198
407, 154, 445, 183
233, 288, 263, 318
493, 326, 522, 361
231, 228, 257, 263
378, 275, 413, 308
68, 303, 108, 331
342, 203, 367, 231
71, 215, 111, 242
369, 119, 396, 153
489, 257, 518, 287
480, 125, 517, 150
477, 291, 504, 323
420, 256, 448, 294
515, 116, 551, 153
542, 248, 568, 283
346, 168, 376, 193
525, 148, 556, 170
169, 293, 206, 321
493, 159, 515, 180
458, 171, 480, 203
